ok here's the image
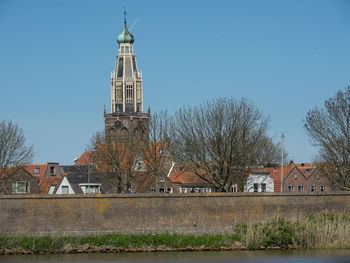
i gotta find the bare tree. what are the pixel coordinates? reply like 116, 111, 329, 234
171, 98, 270, 192
139, 110, 172, 193
0, 120, 33, 193
88, 130, 140, 193
304, 86, 350, 190
256, 136, 288, 167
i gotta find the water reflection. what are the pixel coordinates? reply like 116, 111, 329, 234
1, 250, 350, 263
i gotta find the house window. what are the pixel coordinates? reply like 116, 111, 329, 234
317, 174, 320, 180
305, 169, 310, 174
294, 174, 297, 180
165, 188, 172, 193
288, 185, 294, 192
159, 188, 165, 193
180, 187, 187, 194
253, 183, 259, 192
320, 185, 326, 192
50, 166, 55, 176
231, 184, 238, 192
62, 186, 69, 194
298, 185, 304, 192
13, 181, 30, 194
311, 185, 317, 192
261, 183, 266, 192
86, 185, 101, 194
34, 167, 40, 174
202, 188, 211, 193
151, 187, 156, 194
158, 178, 165, 183
48, 185, 56, 194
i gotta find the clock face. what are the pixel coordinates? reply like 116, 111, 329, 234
115, 120, 121, 128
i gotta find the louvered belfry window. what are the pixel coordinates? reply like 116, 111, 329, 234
126, 83, 133, 103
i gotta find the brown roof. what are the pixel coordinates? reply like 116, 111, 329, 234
74, 151, 96, 166
169, 168, 209, 185
38, 177, 62, 194
25, 164, 47, 178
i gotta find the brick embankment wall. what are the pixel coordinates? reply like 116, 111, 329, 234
1, 192, 350, 236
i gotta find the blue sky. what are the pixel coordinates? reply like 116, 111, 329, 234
1, 0, 349, 165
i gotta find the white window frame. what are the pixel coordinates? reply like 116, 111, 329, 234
62, 186, 69, 194
202, 188, 212, 193
231, 184, 238, 192
48, 185, 56, 194
79, 184, 101, 194
13, 181, 30, 194
288, 185, 294, 192
180, 187, 187, 194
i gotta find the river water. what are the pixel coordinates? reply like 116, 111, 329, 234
1, 250, 350, 263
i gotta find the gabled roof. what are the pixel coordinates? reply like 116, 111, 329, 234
65, 173, 103, 194
283, 166, 317, 181
297, 167, 316, 177
169, 168, 209, 186
74, 152, 96, 166
24, 164, 47, 178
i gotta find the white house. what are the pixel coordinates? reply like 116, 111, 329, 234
56, 175, 102, 194
245, 172, 274, 192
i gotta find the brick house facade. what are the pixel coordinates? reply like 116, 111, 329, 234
4, 167, 40, 194
283, 166, 333, 193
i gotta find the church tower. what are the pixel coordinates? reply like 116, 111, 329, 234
104, 9, 150, 142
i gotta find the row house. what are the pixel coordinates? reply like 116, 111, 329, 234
2, 163, 63, 195
283, 166, 333, 193
246, 164, 334, 193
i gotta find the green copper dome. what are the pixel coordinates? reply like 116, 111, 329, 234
117, 23, 134, 44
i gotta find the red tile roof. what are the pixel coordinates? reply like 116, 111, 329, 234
74, 151, 96, 166
24, 164, 62, 194
169, 168, 210, 185
25, 164, 47, 178
38, 177, 62, 194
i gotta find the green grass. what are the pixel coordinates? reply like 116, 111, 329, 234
1, 214, 350, 253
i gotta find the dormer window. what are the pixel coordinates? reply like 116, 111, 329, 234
50, 167, 55, 176
305, 169, 310, 174
34, 167, 40, 175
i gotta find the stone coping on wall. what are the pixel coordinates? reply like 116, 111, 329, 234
1, 191, 350, 200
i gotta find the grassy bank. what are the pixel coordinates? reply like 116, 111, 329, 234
1, 214, 350, 254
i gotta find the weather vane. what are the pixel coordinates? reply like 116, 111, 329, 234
123, 6, 127, 25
